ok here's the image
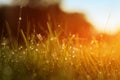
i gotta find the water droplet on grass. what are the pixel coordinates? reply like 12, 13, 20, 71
19, 17, 22, 20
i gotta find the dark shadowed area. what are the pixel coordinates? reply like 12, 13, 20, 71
0, 3, 96, 44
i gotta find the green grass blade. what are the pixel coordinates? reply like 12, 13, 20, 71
20, 29, 29, 48
47, 22, 53, 37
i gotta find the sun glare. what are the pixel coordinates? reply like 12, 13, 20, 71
60, 0, 120, 35
94, 24, 120, 35
88, 12, 120, 35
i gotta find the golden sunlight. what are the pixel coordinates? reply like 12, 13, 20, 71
60, 0, 120, 35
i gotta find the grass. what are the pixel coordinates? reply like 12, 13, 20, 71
1, 22, 120, 80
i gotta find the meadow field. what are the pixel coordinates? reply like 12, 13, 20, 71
1, 22, 120, 80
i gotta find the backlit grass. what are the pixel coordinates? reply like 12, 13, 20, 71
1, 22, 120, 80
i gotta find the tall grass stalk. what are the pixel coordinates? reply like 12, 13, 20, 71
20, 29, 29, 49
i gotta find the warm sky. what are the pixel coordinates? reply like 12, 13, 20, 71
1, 0, 120, 34
60, 0, 120, 34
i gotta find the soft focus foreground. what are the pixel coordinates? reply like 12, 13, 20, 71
0, 29, 120, 80
1, 1, 120, 80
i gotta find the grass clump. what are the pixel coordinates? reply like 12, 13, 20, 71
1, 22, 120, 80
